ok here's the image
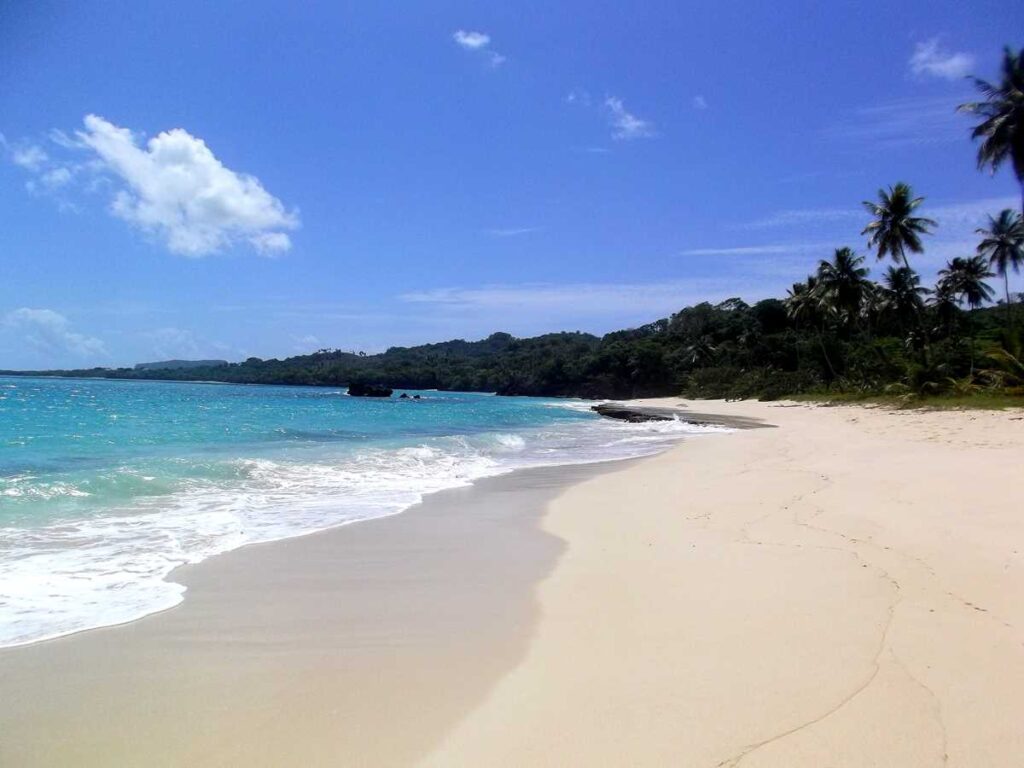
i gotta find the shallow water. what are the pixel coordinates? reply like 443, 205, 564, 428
0, 376, 724, 647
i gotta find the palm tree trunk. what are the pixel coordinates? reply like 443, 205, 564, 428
818, 324, 837, 380
1006, 272, 1013, 330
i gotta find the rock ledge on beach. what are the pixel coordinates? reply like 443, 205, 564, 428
591, 404, 674, 422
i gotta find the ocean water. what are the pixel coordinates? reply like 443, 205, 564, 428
0, 376, 725, 648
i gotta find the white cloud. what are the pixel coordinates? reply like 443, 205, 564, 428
6, 116, 299, 256
927, 196, 1019, 227
743, 208, 862, 229
743, 196, 1016, 235
11, 144, 48, 171
604, 97, 654, 140
70, 115, 299, 256
452, 29, 505, 66
453, 30, 490, 50
692, 95, 708, 110
725, 195, 1020, 286
909, 38, 975, 81
399, 275, 797, 329
249, 231, 293, 254
484, 227, 539, 237
679, 243, 829, 257
4, 308, 107, 359
824, 97, 964, 148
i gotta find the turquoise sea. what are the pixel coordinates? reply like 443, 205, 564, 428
0, 376, 720, 647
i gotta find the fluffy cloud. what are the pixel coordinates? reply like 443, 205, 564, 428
6, 116, 299, 257
453, 30, 490, 49
74, 115, 299, 256
909, 38, 975, 81
452, 29, 505, 66
604, 97, 654, 140
4, 308, 107, 359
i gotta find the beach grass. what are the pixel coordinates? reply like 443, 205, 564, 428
787, 390, 1024, 410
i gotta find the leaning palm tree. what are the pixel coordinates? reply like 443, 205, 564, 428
976, 208, 1024, 326
862, 183, 936, 271
958, 47, 1024, 214
815, 247, 871, 331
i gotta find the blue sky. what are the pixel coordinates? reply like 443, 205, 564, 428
1, 1, 1021, 368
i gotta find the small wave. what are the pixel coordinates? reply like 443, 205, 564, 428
0, 413, 727, 648
0, 478, 91, 500
491, 433, 527, 451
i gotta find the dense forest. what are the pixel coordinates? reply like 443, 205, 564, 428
5, 296, 1021, 402
6, 48, 1024, 404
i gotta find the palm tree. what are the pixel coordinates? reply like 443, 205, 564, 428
929, 284, 960, 337
934, 257, 994, 376
976, 208, 1024, 326
684, 335, 717, 366
784, 277, 821, 327
862, 183, 937, 271
958, 47, 1024, 214
815, 247, 871, 331
785, 276, 836, 377
880, 266, 929, 334
936, 256, 995, 310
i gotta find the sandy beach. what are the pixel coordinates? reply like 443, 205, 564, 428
2, 399, 1022, 766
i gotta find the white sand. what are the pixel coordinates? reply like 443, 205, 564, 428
2, 399, 1020, 766
423, 400, 1024, 767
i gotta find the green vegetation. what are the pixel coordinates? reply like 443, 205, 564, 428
8, 295, 1021, 403
958, 46, 1024, 214
6, 47, 1024, 407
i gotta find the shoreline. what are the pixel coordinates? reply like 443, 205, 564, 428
425, 398, 1024, 766
1, 389, 721, 651
2, 398, 1022, 765
0, 457, 647, 767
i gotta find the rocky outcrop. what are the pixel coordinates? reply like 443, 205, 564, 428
347, 382, 393, 397
591, 404, 674, 423
592, 403, 772, 430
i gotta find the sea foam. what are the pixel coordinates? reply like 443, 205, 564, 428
0, 382, 726, 648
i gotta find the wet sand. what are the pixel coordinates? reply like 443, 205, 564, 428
0, 462, 617, 767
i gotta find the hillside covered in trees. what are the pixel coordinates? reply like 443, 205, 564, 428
4, 296, 1021, 402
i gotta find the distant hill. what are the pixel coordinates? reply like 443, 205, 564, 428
134, 359, 229, 371
1, 302, 1015, 401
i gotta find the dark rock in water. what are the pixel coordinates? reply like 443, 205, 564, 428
347, 382, 393, 397
399, 393, 410, 399
413, 394, 421, 400
592, 404, 674, 423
